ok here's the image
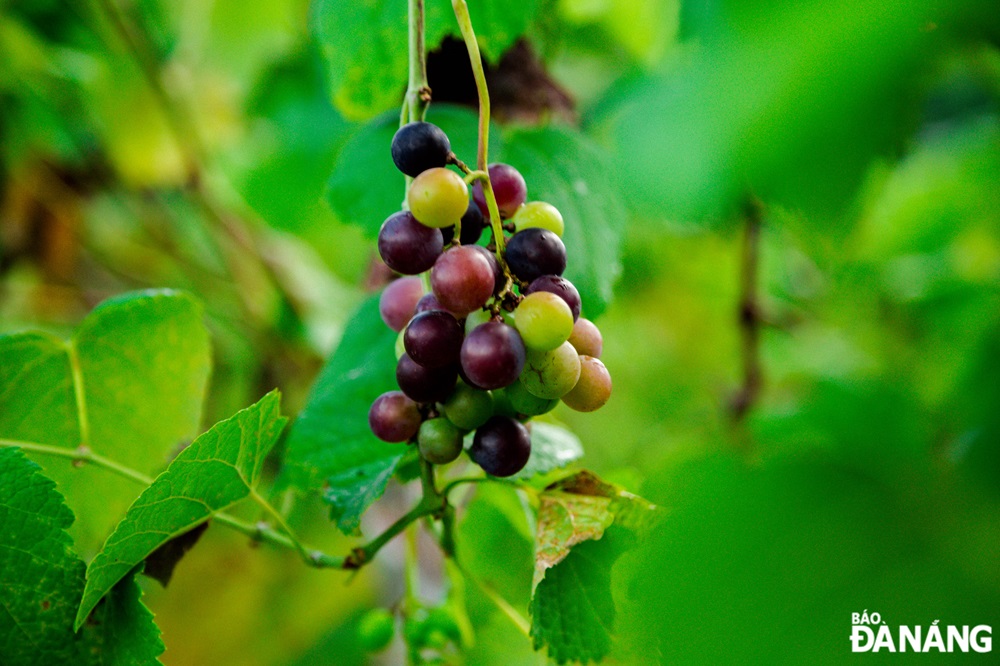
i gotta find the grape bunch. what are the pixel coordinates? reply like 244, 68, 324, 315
368, 121, 612, 477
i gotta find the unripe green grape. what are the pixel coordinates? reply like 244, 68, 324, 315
408, 168, 469, 229
441, 382, 493, 430
520, 341, 581, 399
464, 308, 492, 334
567, 317, 603, 357
491, 386, 518, 418
395, 328, 407, 360
514, 291, 574, 351
562, 355, 612, 412
512, 201, 564, 236
418, 417, 464, 464
504, 380, 559, 416
357, 608, 395, 652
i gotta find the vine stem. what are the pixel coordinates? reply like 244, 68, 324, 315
731, 195, 765, 424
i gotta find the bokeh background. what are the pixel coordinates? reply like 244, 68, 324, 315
2, 0, 999, 663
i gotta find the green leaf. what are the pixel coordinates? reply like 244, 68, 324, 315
278, 297, 403, 534
514, 422, 583, 480
0, 290, 211, 555
529, 471, 658, 664
0, 447, 164, 665
75, 391, 287, 629
325, 105, 484, 235
499, 126, 626, 318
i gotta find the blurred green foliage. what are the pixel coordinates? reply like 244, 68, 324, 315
1, 0, 999, 663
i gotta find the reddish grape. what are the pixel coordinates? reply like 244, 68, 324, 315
469, 416, 531, 477
460, 321, 526, 390
568, 318, 603, 357
505, 228, 566, 283
369, 391, 421, 442
404, 310, 464, 368
562, 356, 612, 412
525, 275, 581, 321
378, 211, 444, 275
473, 163, 527, 218
430, 245, 495, 316
469, 245, 505, 294
414, 293, 453, 316
379, 277, 424, 332
396, 353, 457, 403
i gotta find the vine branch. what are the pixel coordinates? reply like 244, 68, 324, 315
731, 196, 765, 422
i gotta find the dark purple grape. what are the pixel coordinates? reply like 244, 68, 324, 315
469, 245, 504, 294
379, 277, 424, 332
404, 311, 464, 368
525, 275, 581, 321
469, 416, 531, 477
369, 391, 421, 442
414, 293, 453, 317
431, 246, 495, 316
460, 321, 525, 390
441, 200, 487, 246
391, 122, 451, 177
378, 211, 444, 275
396, 354, 458, 404
473, 163, 527, 218
504, 228, 566, 283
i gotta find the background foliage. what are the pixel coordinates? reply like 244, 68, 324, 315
1, 0, 999, 663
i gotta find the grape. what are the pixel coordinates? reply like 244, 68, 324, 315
395, 328, 406, 360
396, 354, 457, 403
525, 275, 581, 321
460, 321, 526, 390
369, 391, 421, 443
469, 245, 505, 294
473, 163, 527, 218
514, 291, 574, 351
464, 308, 492, 334
430, 245, 495, 315
391, 122, 451, 177
408, 168, 469, 228
418, 417, 464, 464
562, 356, 612, 412
441, 200, 487, 246
379, 277, 424, 332
441, 381, 493, 430
491, 386, 518, 418
404, 310, 464, 368
512, 201, 564, 236
378, 211, 444, 275
520, 341, 581, 399
504, 380, 559, 417
357, 608, 395, 652
568, 317, 603, 357
469, 416, 531, 477
505, 228, 566, 283
414, 293, 452, 316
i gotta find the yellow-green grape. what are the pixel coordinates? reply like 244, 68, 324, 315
464, 308, 492, 334
418, 417, 464, 464
408, 167, 469, 229
514, 291, 574, 351
357, 608, 395, 652
441, 381, 493, 430
512, 201, 564, 237
562, 355, 612, 412
504, 380, 559, 416
395, 327, 407, 360
520, 341, 581, 399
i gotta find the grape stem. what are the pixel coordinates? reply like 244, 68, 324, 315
405, 0, 431, 123
731, 195, 765, 426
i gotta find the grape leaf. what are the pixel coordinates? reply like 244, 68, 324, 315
75, 391, 287, 629
0, 447, 164, 665
311, 0, 540, 119
514, 422, 583, 480
499, 126, 626, 318
529, 471, 658, 664
278, 297, 404, 534
325, 104, 485, 236
0, 290, 211, 556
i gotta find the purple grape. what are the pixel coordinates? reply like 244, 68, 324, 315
525, 275, 581, 321
504, 228, 566, 283
469, 416, 531, 477
378, 211, 444, 275
469, 245, 505, 294
473, 163, 527, 218
431, 245, 495, 316
379, 277, 424, 332
404, 310, 464, 368
396, 354, 458, 404
414, 293, 453, 316
391, 122, 451, 177
460, 321, 526, 390
441, 200, 487, 246
369, 391, 421, 443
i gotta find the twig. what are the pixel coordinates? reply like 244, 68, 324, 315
731, 196, 765, 422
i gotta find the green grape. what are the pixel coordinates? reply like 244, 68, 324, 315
491, 385, 518, 417
512, 201, 564, 236
562, 355, 612, 412
464, 308, 492, 334
514, 291, 574, 351
520, 341, 582, 399
408, 167, 469, 229
441, 381, 493, 430
504, 380, 559, 416
357, 608, 395, 652
395, 327, 407, 360
418, 417, 464, 464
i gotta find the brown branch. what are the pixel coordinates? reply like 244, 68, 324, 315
731, 196, 765, 422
